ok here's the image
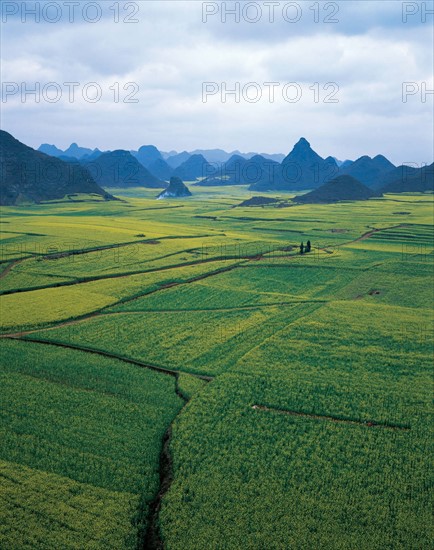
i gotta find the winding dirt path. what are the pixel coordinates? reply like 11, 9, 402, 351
0, 260, 250, 338
342, 223, 409, 245
0, 234, 221, 294
1, 223, 406, 338
1, 222, 415, 549
0, 253, 247, 296
5, 336, 212, 381
1, 224, 406, 296
0, 258, 28, 280
4, 335, 209, 549
103, 300, 327, 314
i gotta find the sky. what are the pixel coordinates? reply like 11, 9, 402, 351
1, 0, 433, 164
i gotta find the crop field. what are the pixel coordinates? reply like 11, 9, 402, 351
0, 339, 189, 549
1, 188, 433, 548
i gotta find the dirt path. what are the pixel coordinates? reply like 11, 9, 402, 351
5, 336, 212, 381
0, 258, 27, 280
102, 300, 327, 314
0, 253, 249, 296
1, 223, 403, 337
142, 426, 175, 549
344, 223, 409, 245
38, 233, 217, 261
4, 335, 209, 550
2, 221, 409, 353
0, 261, 249, 338
252, 404, 410, 431
0, 299, 327, 340
0, 223, 410, 296
0, 234, 220, 291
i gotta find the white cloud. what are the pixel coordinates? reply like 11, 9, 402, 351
1, 0, 433, 163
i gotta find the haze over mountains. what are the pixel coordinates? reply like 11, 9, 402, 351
1, 130, 431, 205
166, 151, 192, 169
39, 142, 286, 166
39, 142, 102, 160
38, 138, 347, 190
195, 154, 253, 186
40, 136, 429, 194
341, 155, 396, 188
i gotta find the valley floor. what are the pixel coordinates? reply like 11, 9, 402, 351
0, 188, 433, 549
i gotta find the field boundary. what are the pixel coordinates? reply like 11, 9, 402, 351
252, 404, 410, 430
106, 300, 327, 314
0, 254, 248, 296
2, 335, 213, 548
5, 336, 213, 381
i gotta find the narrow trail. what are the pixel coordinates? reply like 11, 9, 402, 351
4, 336, 209, 550
102, 300, 327, 314
0, 233, 221, 293
0, 296, 324, 339
5, 336, 212, 381
252, 405, 410, 431
0, 224, 405, 296
0, 253, 247, 297
141, 426, 176, 550
0, 243, 329, 340
342, 224, 409, 245
0, 237, 184, 269
0, 313, 103, 338
37, 233, 219, 261
0, 258, 27, 280
0, 261, 247, 338
10, 300, 322, 335
0, 223, 405, 337
1, 242, 300, 339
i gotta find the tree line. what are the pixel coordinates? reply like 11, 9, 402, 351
300, 240, 311, 254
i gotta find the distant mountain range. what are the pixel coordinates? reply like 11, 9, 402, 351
1, 131, 113, 205
10, 133, 428, 199
39, 142, 102, 160
37, 143, 285, 173
195, 154, 250, 186
166, 151, 192, 169
130, 146, 173, 182
378, 163, 434, 193
194, 154, 281, 187
81, 150, 166, 189
195, 138, 432, 194
186, 148, 285, 164
341, 154, 395, 188
196, 138, 339, 191
254, 138, 340, 191
173, 154, 214, 181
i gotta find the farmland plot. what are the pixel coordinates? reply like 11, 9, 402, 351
0, 339, 185, 548
0, 190, 432, 549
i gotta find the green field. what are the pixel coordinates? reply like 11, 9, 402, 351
1, 187, 433, 548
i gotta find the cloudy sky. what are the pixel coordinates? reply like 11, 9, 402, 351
1, 0, 433, 164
